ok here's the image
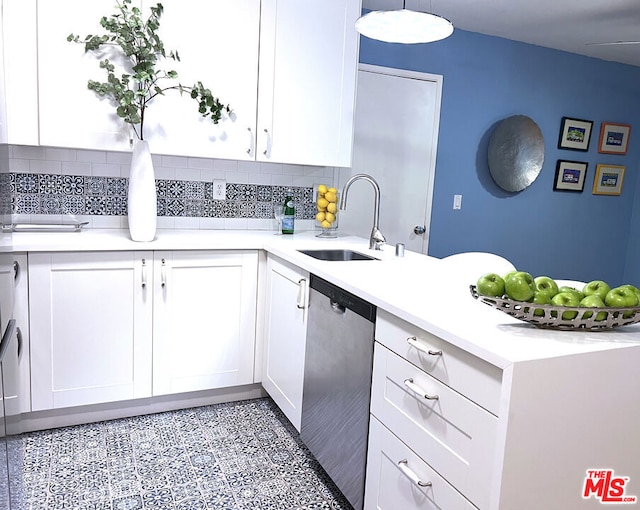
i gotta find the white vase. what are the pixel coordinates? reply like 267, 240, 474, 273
127, 140, 157, 242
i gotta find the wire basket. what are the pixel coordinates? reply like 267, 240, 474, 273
470, 285, 640, 331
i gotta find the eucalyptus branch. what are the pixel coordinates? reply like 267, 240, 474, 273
67, 0, 230, 141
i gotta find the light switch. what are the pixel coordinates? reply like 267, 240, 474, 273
453, 194, 462, 210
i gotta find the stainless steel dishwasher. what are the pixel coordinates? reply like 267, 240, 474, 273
300, 274, 376, 510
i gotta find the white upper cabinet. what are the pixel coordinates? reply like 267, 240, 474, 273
38, 0, 136, 151
143, 0, 261, 160
257, 0, 360, 167
1, 0, 38, 145
32, 0, 360, 165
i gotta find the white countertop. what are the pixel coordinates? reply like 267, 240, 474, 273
9, 228, 640, 368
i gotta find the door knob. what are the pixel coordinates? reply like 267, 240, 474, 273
413, 225, 426, 235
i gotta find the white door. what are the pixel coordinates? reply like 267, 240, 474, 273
152, 251, 258, 396
339, 65, 442, 253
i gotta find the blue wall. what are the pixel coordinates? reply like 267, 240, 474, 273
360, 29, 640, 286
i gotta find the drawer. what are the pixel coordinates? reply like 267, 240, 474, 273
376, 309, 502, 416
371, 343, 497, 509
365, 416, 477, 510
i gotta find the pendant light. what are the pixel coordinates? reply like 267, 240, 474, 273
355, 1, 454, 44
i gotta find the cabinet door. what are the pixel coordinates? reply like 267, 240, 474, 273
262, 255, 308, 431
152, 251, 258, 396
144, 0, 261, 159
257, 0, 361, 167
29, 252, 153, 410
37, 0, 138, 151
0, 254, 29, 435
1, 0, 39, 145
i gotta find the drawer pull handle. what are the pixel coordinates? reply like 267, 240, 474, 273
398, 459, 432, 488
407, 336, 442, 356
161, 258, 167, 288
404, 378, 439, 400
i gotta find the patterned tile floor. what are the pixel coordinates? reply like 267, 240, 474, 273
17, 398, 353, 510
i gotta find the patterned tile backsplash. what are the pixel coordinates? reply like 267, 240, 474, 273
3, 144, 340, 229
11, 173, 315, 220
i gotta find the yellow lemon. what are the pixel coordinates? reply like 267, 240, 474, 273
325, 192, 337, 203
325, 212, 336, 223
317, 184, 328, 195
328, 187, 337, 194
317, 197, 329, 210
315, 212, 326, 222
321, 220, 332, 228
327, 202, 337, 214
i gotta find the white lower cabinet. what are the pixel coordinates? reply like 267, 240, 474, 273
261, 255, 309, 431
365, 416, 477, 510
29, 251, 153, 410
368, 309, 499, 509
152, 251, 258, 396
29, 250, 258, 411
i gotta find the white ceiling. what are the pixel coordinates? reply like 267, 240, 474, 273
363, 0, 640, 67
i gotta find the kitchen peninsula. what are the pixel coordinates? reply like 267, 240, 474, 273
7, 229, 640, 509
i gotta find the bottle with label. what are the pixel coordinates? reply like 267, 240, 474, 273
282, 190, 295, 234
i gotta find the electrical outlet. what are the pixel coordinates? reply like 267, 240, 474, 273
213, 179, 226, 200
453, 194, 462, 210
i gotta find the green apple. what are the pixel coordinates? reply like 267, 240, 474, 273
558, 286, 584, 302
579, 295, 607, 321
531, 291, 550, 317
619, 284, 640, 304
534, 276, 558, 301
504, 271, 536, 301
476, 273, 505, 297
605, 286, 639, 308
582, 280, 611, 301
551, 291, 580, 320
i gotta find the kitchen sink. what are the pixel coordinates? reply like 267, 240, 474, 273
297, 249, 377, 261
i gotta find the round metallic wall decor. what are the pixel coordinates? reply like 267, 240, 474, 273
488, 115, 545, 192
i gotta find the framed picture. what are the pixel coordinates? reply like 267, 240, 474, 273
592, 164, 625, 195
598, 122, 631, 154
557, 117, 593, 151
553, 160, 588, 192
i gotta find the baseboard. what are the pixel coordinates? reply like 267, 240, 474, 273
18, 384, 267, 433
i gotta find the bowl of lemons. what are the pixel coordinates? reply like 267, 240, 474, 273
315, 184, 339, 238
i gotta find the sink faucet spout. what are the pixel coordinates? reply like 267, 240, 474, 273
340, 173, 386, 250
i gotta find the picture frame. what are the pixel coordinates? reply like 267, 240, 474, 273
598, 122, 631, 154
557, 117, 593, 151
592, 164, 625, 195
553, 160, 588, 192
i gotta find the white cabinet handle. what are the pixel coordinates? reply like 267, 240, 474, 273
397, 459, 432, 488
407, 336, 442, 356
296, 278, 308, 309
403, 378, 439, 400
247, 126, 254, 155
263, 128, 270, 156
161, 258, 167, 288
141, 259, 147, 288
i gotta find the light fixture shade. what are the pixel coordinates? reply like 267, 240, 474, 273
355, 9, 454, 44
